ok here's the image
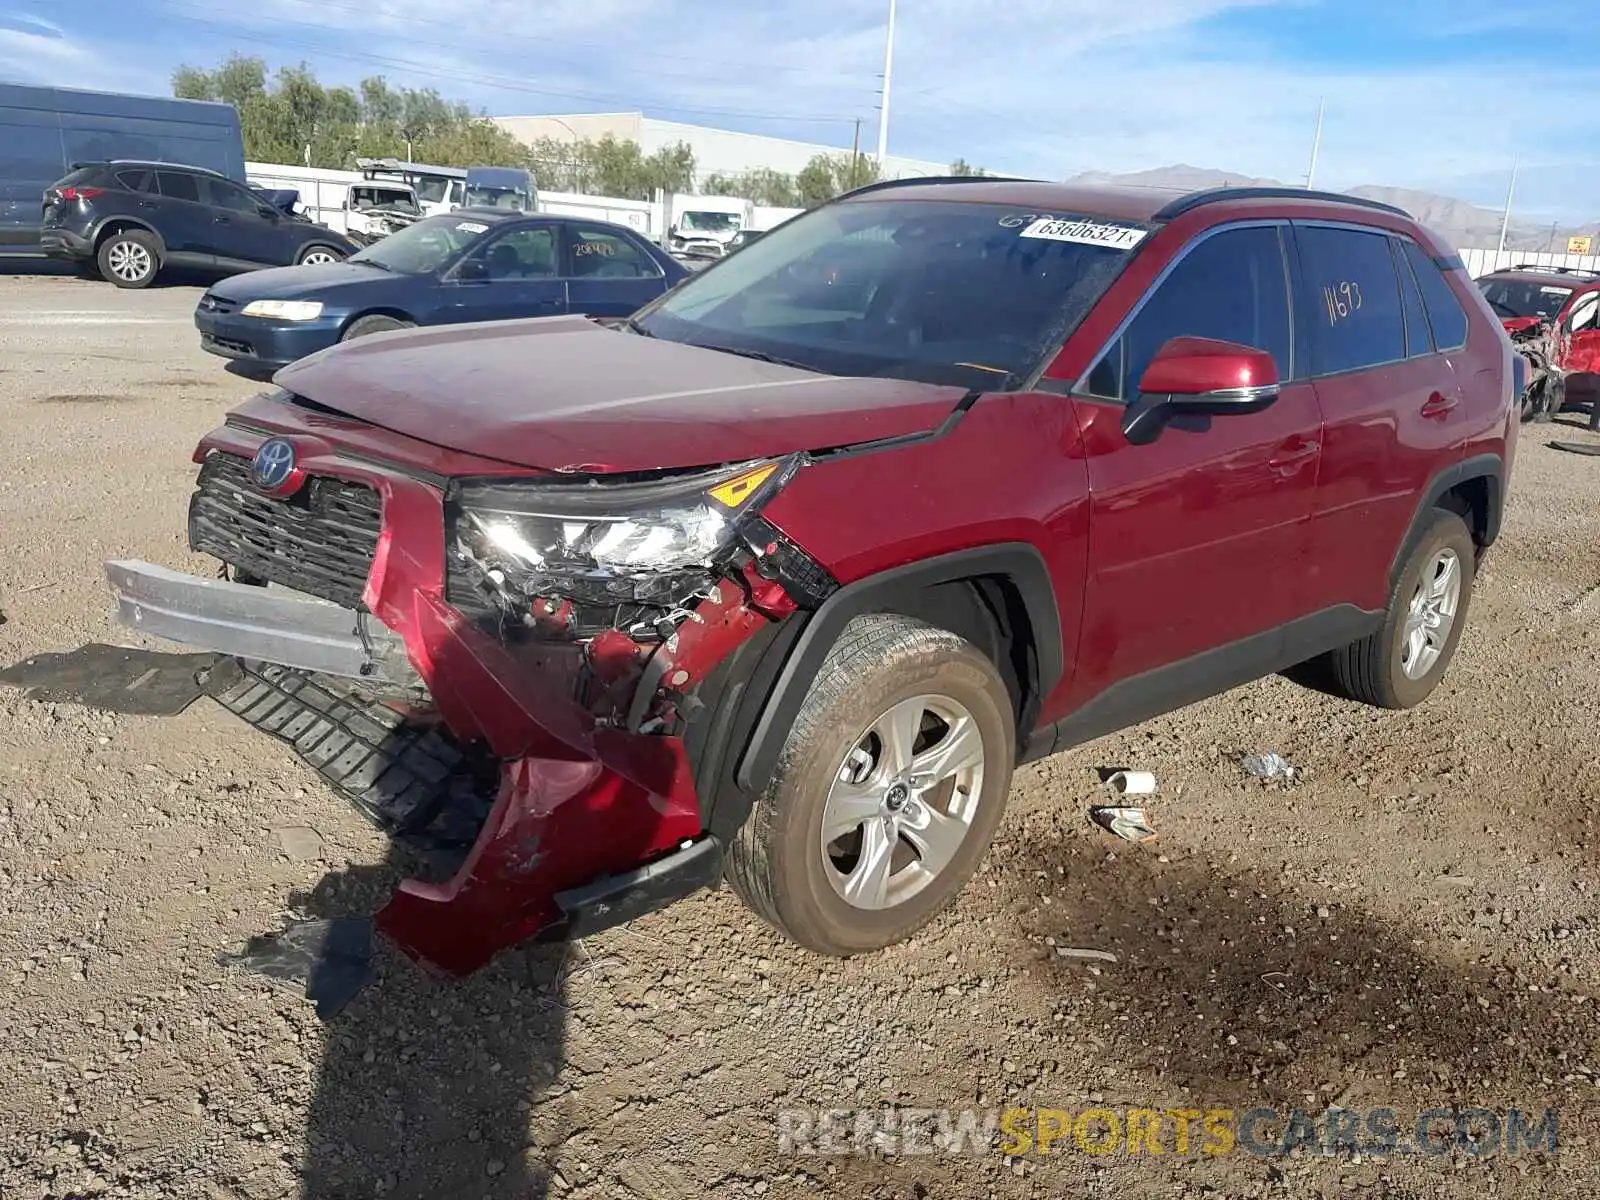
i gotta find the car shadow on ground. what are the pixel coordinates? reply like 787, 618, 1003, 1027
291, 850, 572, 1200
1005, 821, 1595, 1143
0, 256, 235, 289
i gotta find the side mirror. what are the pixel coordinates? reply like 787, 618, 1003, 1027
1122, 336, 1281, 445
257, 204, 280, 220
455, 258, 489, 283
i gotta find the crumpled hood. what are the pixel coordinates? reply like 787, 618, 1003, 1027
271, 315, 971, 473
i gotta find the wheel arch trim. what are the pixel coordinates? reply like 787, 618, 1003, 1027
1389, 452, 1504, 588
91, 217, 166, 258
732, 542, 1064, 796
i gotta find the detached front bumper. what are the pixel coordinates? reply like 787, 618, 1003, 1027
106, 500, 727, 980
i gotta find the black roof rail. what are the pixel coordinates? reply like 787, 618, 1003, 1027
1507, 263, 1600, 276
834, 174, 1036, 201
90, 158, 227, 178
1154, 186, 1411, 222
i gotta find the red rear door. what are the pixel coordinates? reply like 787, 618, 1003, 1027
1294, 223, 1466, 615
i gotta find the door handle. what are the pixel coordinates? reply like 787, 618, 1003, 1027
1420, 392, 1459, 419
137, 201, 158, 210
1268, 438, 1318, 471
214, 215, 231, 223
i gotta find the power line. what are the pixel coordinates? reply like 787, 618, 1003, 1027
161, 0, 877, 84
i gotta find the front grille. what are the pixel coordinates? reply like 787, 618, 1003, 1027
189, 452, 382, 609
201, 332, 255, 356
198, 294, 239, 314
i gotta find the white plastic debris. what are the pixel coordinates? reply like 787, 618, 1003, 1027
1089, 805, 1157, 843
1242, 751, 1297, 781
1055, 947, 1118, 963
1105, 769, 1157, 796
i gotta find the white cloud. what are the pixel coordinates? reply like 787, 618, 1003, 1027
19, 0, 1600, 219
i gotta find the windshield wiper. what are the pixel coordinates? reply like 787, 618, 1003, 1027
690, 342, 820, 372
350, 258, 393, 272
623, 316, 655, 337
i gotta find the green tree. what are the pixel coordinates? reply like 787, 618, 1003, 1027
796, 153, 881, 207
949, 158, 986, 177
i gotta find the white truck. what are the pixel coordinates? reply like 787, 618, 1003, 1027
244, 163, 421, 240
661, 195, 805, 259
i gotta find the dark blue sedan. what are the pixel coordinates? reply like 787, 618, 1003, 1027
194, 208, 688, 372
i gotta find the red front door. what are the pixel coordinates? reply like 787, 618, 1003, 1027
1066, 222, 1323, 710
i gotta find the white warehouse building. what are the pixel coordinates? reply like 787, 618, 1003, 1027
491, 112, 947, 186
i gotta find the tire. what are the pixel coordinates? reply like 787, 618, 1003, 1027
1521, 378, 1546, 423
297, 244, 344, 266
340, 314, 414, 342
96, 229, 160, 289
1535, 374, 1565, 423
725, 613, 1016, 956
1325, 509, 1475, 709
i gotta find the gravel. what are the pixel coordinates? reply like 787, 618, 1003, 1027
1, 272, 1597, 1198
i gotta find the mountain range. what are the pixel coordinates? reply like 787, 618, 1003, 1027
1064, 165, 1598, 253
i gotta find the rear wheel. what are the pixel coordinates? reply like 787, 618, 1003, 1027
340, 314, 414, 342
725, 614, 1016, 956
97, 229, 160, 289
1323, 509, 1475, 709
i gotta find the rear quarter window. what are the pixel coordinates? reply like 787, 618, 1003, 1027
1295, 225, 1406, 375
115, 169, 154, 193
1402, 240, 1469, 351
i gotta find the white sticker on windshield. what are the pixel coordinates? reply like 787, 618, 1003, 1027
1018, 217, 1146, 250
456, 221, 489, 233
1541, 286, 1569, 294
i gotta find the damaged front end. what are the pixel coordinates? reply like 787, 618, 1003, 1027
105, 422, 838, 1009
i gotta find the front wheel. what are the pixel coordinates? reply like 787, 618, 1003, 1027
340, 314, 414, 342
725, 614, 1016, 956
1324, 509, 1476, 709
297, 245, 343, 266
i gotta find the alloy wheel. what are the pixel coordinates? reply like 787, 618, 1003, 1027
1400, 547, 1462, 680
820, 694, 986, 910
301, 250, 339, 266
107, 241, 152, 283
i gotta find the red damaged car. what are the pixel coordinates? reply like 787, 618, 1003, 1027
1478, 264, 1600, 425
107, 179, 1516, 1003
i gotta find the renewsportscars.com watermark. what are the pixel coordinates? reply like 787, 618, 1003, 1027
777, 1106, 1559, 1159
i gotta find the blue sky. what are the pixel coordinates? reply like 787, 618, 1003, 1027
2, 0, 1596, 219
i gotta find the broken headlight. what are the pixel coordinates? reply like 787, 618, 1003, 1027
450, 458, 796, 613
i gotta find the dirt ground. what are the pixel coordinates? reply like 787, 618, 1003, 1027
1, 270, 1597, 1200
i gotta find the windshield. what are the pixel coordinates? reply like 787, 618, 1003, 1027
1479, 278, 1573, 320
466, 186, 530, 211
411, 177, 453, 205
352, 186, 419, 214
350, 214, 490, 274
633, 199, 1148, 388
682, 211, 740, 233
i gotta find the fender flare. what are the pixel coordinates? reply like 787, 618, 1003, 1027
732, 542, 1064, 797
1389, 452, 1504, 587
89, 217, 167, 258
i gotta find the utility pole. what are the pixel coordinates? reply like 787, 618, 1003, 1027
1498, 160, 1519, 254
1304, 97, 1324, 189
876, 0, 896, 168
851, 118, 863, 189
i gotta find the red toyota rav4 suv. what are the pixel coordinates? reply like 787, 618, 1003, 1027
108, 179, 1516, 998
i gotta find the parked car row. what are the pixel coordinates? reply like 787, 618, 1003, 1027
101, 178, 1518, 985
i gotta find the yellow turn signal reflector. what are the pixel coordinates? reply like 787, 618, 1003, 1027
707, 463, 778, 509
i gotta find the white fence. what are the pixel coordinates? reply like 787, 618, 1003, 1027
1458, 247, 1600, 278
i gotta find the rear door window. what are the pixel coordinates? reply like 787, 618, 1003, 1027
114, 169, 155, 193
566, 226, 661, 278
1294, 225, 1406, 375
1393, 239, 1434, 357
1085, 224, 1293, 401
156, 171, 201, 203
1402, 241, 1469, 351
